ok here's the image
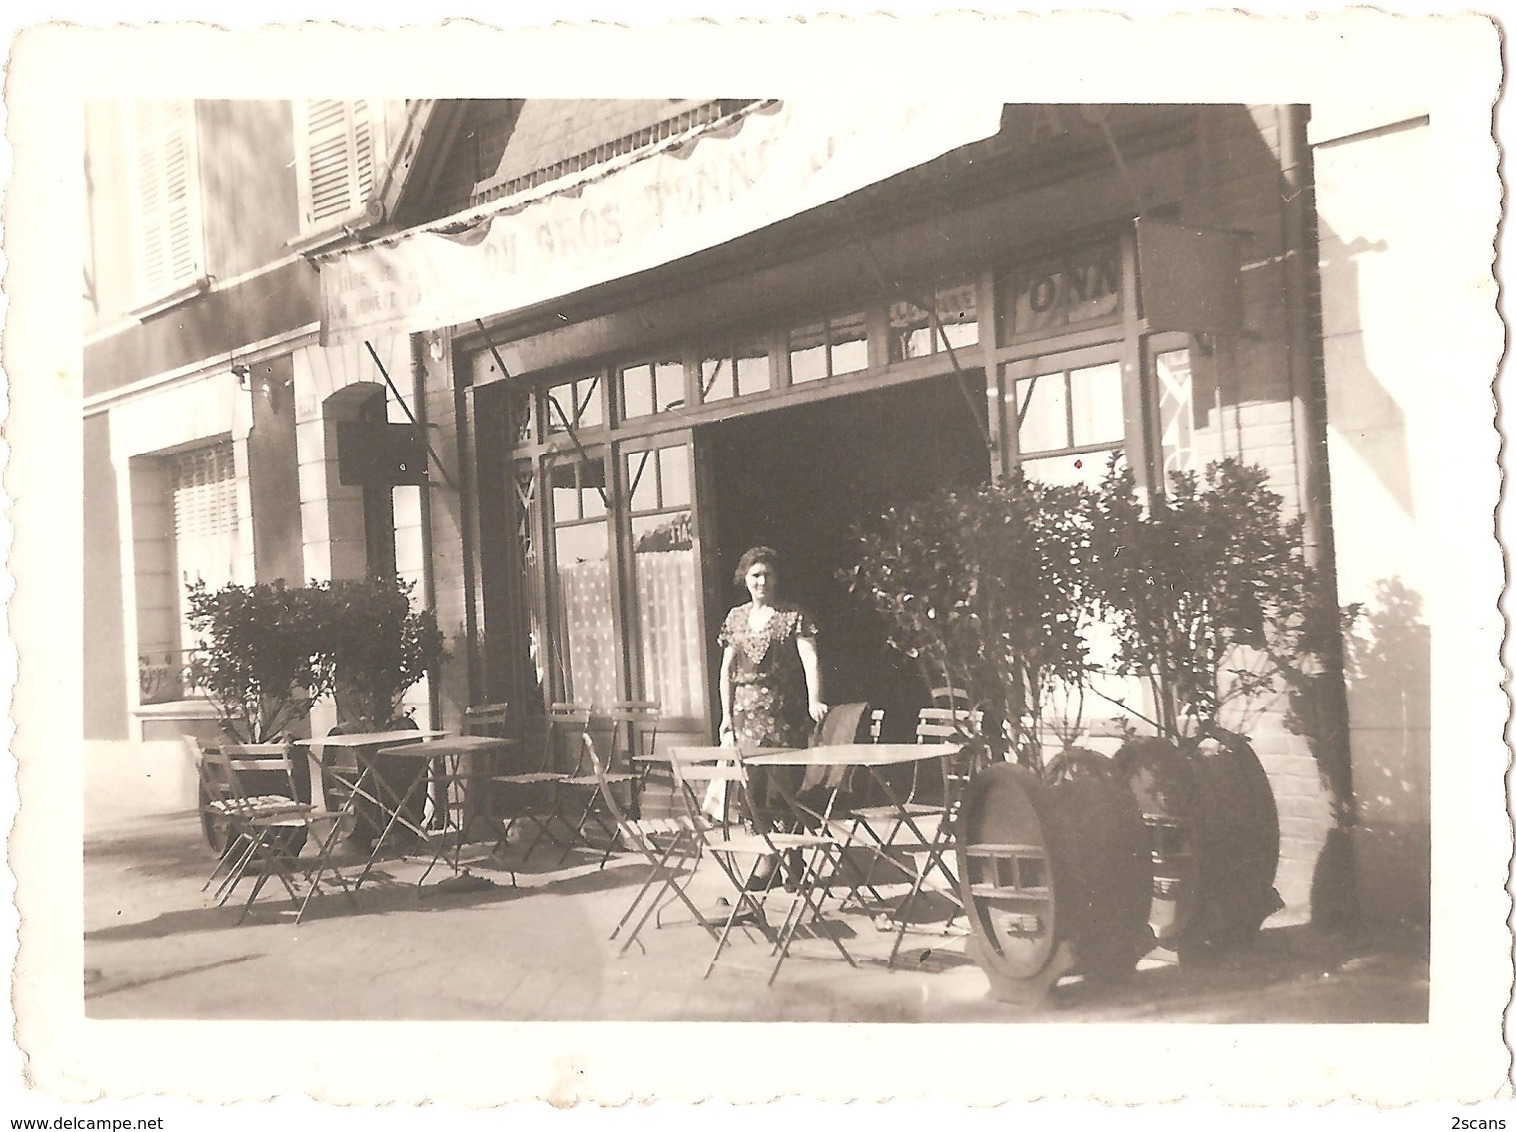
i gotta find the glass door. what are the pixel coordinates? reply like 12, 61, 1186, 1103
619, 434, 708, 728
545, 449, 619, 712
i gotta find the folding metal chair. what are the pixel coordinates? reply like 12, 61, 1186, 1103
453, 702, 510, 849
577, 732, 723, 955
485, 703, 590, 861
187, 736, 305, 898
671, 748, 856, 986
195, 742, 355, 924
884, 701, 989, 966
556, 701, 660, 867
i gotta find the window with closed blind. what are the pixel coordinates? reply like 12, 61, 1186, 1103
294, 100, 385, 235
128, 100, 207, 310
172, 442, 240, 652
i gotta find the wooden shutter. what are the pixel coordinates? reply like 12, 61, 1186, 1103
130, 100, 204, 302
299, 100, 380, 231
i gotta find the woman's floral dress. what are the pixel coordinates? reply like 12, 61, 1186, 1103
719, 601, 818, 749
719, 602, 818, 826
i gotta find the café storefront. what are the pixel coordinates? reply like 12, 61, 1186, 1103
317, 100, 1280, 756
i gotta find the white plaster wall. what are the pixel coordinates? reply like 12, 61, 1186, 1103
1311, 108, 1433, 925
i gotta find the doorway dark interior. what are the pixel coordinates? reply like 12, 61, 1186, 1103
702, 371, 991, 741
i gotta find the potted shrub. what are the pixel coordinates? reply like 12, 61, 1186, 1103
848, 474, 1153, 1003
185, 579, 334, 851
1089, 457, 1317, 956
317, 576, 447, 848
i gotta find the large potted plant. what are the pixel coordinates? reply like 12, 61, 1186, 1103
1089, 457, 1314, 956
848, 474, 1154, 1004
317, 576, 447, 849
185, 579, 334, 851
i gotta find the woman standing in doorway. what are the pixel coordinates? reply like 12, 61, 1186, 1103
717, 546, 827, 886
719, 545, 827, 752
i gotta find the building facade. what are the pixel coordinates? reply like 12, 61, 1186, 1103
83, 98, 1431, 931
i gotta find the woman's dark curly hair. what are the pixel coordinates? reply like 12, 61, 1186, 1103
733, 545, 781, 587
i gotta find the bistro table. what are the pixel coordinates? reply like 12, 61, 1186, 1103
408, 733, 517, 886
745, 743, 964, 967
293, 729, 447, 919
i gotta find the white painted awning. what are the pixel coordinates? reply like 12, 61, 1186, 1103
315, 100, 1005, 347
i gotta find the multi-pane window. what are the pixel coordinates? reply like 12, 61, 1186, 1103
172, 442, 239, 652
888, 281, 979, 363
625, 443, 705, 719
129, 100, 206, 306
700, 339, 773, 403
548, 455, 615, 710
788, 312, 868, 384
544, 374, 604, 435
294, 100, 383, 234
621, 359, 686, 420
1011, 360, 1126, 487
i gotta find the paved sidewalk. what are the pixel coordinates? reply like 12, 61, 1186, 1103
83, 805, 1428, 1023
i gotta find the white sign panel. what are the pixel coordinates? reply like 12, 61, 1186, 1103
317, 100, 1006, 346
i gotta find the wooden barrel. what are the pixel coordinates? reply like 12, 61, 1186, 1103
1112, 731, 1282, 956
955, 758, 1154, 1005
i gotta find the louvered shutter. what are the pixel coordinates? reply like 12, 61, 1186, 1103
172, 443, 240, 653
300, 100, 380, 231
131, 100, 204, 302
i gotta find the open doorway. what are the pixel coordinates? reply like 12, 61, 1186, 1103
700, 371, 992, 739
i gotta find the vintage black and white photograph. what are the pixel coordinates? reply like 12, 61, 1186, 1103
7, 7, 1508, 1110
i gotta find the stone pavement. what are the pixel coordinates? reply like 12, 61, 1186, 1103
83, 804, 1429, 1024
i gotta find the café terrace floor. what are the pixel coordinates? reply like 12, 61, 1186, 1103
82, 797, 1429, 1025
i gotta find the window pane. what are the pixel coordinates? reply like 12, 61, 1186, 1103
1069, 362, 1125, 447
1019, 451, 1111, 489
580, 482, 606, 520
889, 299, 933, 362
830, 312, 868, 375
553, 521, 616, 711
627, 449, 659, 514
1010, 243, 1122, 338
937, 282, 979, 351
1015, 373, 1068, 455
1155, 348, 1196, 478
622, 364, 655, 420
700, 356, 733, 403
659, 444, 691, 509
550, 461, 581, 521
735, 343, 772, 395
789, 322, 827, 384
630, 512, 706, 719
654, 361, 685, 413
574, 377, 602, 429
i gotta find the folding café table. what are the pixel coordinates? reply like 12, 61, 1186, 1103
410, 733, 518, 887
744, 742, 964, 968
294, 729, 447, 921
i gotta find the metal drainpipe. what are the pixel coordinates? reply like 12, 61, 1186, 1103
1278, 104, 1356, 826
412, 332, 443, 733
453, 352, 481, 706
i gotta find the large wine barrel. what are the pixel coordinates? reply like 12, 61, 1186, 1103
1112, 731, 1282, 956
955, 758, 1154, 1005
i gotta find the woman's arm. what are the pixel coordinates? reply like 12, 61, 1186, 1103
796, 634, 827, 724
718, 645, 736, 741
